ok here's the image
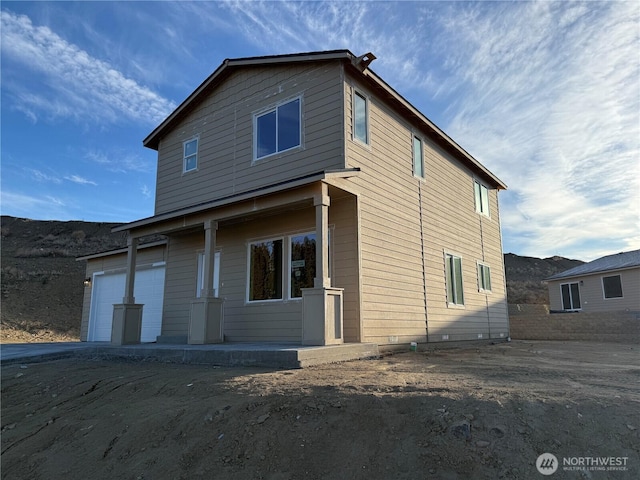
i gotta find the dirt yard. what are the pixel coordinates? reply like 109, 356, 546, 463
1, 341, 638, 479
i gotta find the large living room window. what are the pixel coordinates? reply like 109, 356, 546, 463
445, 253, 464, 306
248, 239, 283, 301
602, 275, 623, 299
254, 97, 301, 160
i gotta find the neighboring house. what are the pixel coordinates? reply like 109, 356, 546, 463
79, 50, 509, 346
547, 250, 640, 313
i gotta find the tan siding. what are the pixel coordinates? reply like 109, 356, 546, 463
154, 62, 345, 215
343, 74, 508, 344
80, 246, 167, 341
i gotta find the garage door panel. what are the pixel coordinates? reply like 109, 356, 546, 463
89, 267, 165, 342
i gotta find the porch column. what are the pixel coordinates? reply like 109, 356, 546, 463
111, 236, 143, 345
314, 183, 331, 288
302, 183, 344, 345
189, 220, 224, 344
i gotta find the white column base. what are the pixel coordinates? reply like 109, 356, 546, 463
301, 287, 344, 346
111, 304, 143, 345
188, 297, 224, 344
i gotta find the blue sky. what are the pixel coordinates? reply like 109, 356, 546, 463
1, 1, 639, 262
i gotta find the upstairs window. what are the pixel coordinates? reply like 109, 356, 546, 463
478, 263, 492, 292
183, 137, 198, 172
445, 253, 464, 306
254, 98, 301, 160
474, 180, 490, 216
602, 275, 623, 299
353, 91, 369, 144
413, 135, 424, 178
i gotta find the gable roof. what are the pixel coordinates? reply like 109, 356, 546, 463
144, 49, 506, 190
547, 249, 640, 281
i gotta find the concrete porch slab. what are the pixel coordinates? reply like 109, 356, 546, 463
1, 342, 380, 369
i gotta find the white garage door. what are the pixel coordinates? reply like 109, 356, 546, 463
88, 265, 165, 342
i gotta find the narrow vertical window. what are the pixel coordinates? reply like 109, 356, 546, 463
290, 233, 316, 298
478, 263, 491, 292
249, 239, 283, 301
474, 181, 490, 216
183, 138, 198, 172
445, 253, 464, 305
353, 91, 368, 144
413, 136, 424, 178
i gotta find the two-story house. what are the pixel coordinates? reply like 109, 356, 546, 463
79, 50, 509, 347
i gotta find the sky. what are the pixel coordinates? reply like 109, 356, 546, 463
1, 1, 639, 262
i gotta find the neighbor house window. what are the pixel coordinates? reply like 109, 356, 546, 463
290, 233, 316, 298
474, 181, 490, 216
560, 282, 581, 310
183, 137, 198, 172
248, 239, 283, 301
413, 136, 424, 178
478, 263, 492, 292
353, 91, 368, 144
254, 98, 301, 160
602, 275, 623, 299
445, 253, 464, 306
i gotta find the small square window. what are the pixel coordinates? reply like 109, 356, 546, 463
474, 181, 490, 216
353, 91, 368, 144
183, 138, 198, 172
602, 275, 623, 299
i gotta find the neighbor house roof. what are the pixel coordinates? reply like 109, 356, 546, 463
547, 249, 640, 281
143, 49, 506, 190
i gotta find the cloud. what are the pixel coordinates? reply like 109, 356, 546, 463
0, 10, 176, 125
433, 2, 640, 260
84, 149, 153, 174
141, 184, 152, 199
0, 191, 70, 219
28, 168, 62, 184
65, 175, 97, 186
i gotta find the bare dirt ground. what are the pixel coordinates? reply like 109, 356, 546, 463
2, 341, 638, 480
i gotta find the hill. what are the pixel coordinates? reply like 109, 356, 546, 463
1, 216, 584, 342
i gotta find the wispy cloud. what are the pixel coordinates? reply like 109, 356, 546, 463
28, 168, 62, 184
0, 10, 176, 125
84, 149, 153, 174
65, 175, 97, 186
141, 184, 152, 199
430, 2, 640, 260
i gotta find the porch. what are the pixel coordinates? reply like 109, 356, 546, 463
1, 341, 380, 369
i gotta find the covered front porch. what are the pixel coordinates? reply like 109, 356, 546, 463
109, 171, 361, 347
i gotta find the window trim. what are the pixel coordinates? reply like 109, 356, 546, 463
474, 180, 490, 217
246, 237, 285, 303
352, 89, 369, 145
183, 136, 199, 173
253, 96, 302, 162
413, 134, 425, 179
445, 252, 465, 307
602, 274, 623, 299
477, 262, 492, 293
